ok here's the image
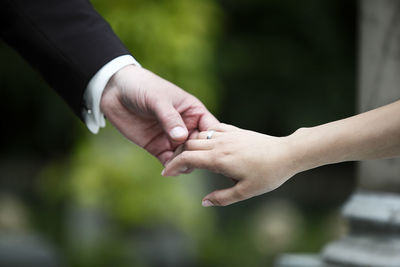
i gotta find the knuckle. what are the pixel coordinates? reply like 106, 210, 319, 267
198, 132, 207, 140
212, 195, 225, 206
208, 123, 220, 129
212, 153, 225, 169
220, 123, 237, 131
214, 159, 224, 170
215, 138, 225, 146
234, 186, 248, 200
220, 149, 231, 157
208, 151, 218, 162
214, 150, 230, 167
183, 140, 192, 151
163, 111, 178, 122
179, 151, 190, 163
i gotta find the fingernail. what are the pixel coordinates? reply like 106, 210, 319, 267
202, 199, 214, 207
170, 127, 187, 139
161, 169, 165, 176
180, 166, 189, 173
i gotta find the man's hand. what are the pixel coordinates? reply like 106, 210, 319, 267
100, 65, 219, 165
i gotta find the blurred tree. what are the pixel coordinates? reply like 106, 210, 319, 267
217, 0, 356, 136
0, 0, 356, 266
36, 0, 222, 266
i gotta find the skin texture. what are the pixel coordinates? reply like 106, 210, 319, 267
163, 100, 400, 207
100, 65, 219, 165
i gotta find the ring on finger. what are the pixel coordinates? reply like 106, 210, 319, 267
206, 130, 216, 140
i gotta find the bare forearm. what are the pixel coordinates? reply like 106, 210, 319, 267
289, 100, 400, 174
164, 101, 400, 206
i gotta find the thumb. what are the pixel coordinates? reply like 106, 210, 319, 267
201, 184, 247, 207
199, 111, 220, 132
154, 102, 188, 142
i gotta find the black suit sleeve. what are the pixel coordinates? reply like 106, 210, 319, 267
0, 0, 130, 117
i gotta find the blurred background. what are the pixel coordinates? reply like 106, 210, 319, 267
0, 0, 356, 266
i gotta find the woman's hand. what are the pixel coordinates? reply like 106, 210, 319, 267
163, 100, 400, 207
162, 123, 299, 207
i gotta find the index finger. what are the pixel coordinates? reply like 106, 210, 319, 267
163, 150, 213, 176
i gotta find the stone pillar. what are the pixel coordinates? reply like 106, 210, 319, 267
276, 1, 400, 266
357, 0, 400, 192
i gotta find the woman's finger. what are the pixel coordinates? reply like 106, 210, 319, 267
174, 143, 185, 155
202, 182, 248, 207
159, 151, 174, 166
163, 150, 212, 176
177, 139, 214, 174
197, 130, 223, 140
166, 139, 212, 175
181, 167, 195, 174
183, 139, 214, 151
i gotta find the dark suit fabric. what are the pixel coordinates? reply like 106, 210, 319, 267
0, 0, 129, 116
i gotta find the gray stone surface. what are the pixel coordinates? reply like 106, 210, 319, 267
276, 192, 400, 267
275, 254, 323, 267
321, 191, 400, 267
0, 233, 61, 267
342, 191, 400, 226
357, 0, 400, 192
322, 235, 400, 267
277, 1, 400, 265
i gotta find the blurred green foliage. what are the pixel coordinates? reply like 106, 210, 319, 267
0, 0, 356, 266
40, 130, 214, 231
36, 0, 222, 266
217, 0, 355, 135
95, 0, 222, 111
39, 129, 217, 266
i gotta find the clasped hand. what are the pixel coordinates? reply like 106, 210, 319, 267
163, 123, 298, 207
100, 65, 400, 208
101, 65, 218, 165
100, 65, 292, 207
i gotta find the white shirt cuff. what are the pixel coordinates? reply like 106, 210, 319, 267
83, 55, 141, 134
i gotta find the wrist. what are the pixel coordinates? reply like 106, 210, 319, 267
99, 72, 120, 116
285, 127, 327, 175
100, 64, 139, 114
108, 64, 139, 91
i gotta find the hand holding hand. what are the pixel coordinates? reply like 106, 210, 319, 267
100, 65, 219, 165
163, 123, 298, 206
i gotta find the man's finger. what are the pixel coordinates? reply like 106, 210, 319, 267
188, 129, 200, 140
199, 111, 220, 132
154, 102, 188, 142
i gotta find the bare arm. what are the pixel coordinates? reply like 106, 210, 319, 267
163, 100, 400, 206
290, 99, 400, 173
